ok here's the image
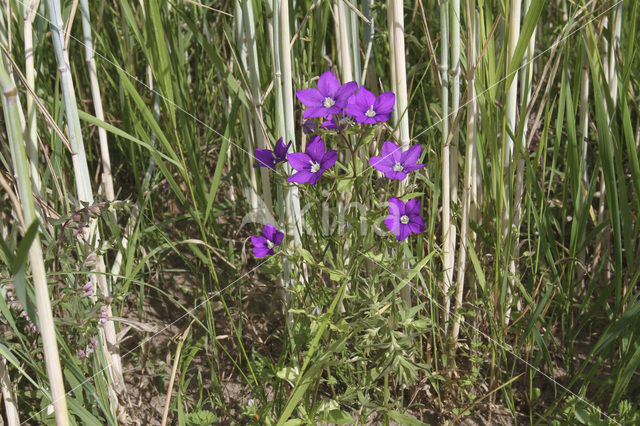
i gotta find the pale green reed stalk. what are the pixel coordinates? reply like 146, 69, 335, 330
242, 0, 273, 213
502, 0, 522, 325
0, 356, 19, 425
389, 0, 412, 306
23, 0, 42, 203
440, 0, 452, 323
278, 0, 304, 276
576, 47, 590, 286
234, 1, 259, 212
0, 57, 70, 426
79, 0, 114, 202
511, 0, 537, 316
45, 0, 125, 405
451, 0, 478, 348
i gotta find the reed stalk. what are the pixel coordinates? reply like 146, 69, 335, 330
451, 0, 477, 348
234, 2, 259, 212
0, 356, 19, 425
439, 0, 452, 323
510, 0, 536, 316
23, 0, 42, 203
45, 0, 125, 407
336, 0, 353, 83
79, 0, 115, 202
502, 0, 522, 325
278, 0, 304, 266
389, 0, 412, 306
242, 0, 273, 213
1, 57, 70, 426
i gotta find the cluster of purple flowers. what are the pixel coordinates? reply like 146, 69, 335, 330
251, 70, 426, 255
78, 337, 98, 360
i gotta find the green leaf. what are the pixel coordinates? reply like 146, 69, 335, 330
323, 409, 354, 424
386, 410, 430, 425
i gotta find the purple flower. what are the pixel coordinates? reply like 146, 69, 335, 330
384, 198, 425, 242
286, 136, 337, 185
296, 70, 358, 119
346, 87, 395, 124
83, 282, 94, 298
78, 348, 86, 359
98, 306, 108, 324
321, 114, 355, 130
251, 224, 284, 258
302, 120, 318, 134
369, 141, 424, 181
254, 138, 291, 169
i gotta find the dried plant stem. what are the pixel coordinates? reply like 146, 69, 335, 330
0, 59, 70, 426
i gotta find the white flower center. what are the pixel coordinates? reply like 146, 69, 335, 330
323, 97, 336, 108
393, 162, 404, 172
400, 215, 410, 224
310, 161, 321, 173
365, 105, 376, 117
267, 240, 274, 249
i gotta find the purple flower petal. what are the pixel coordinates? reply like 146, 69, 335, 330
334, 81, 358, 105
307, 172, 322, 185
388, 198, 405, 216
403, 164, 425, 173
263, 224, 278, 242
253, 246, 272, 257
374, 92, 396, 114
320, 150, 338, 170
274, 138, 291, 161
254, 148, 276, 168
380, 141, 402, 162
287, 170, 315, 183
384, 215, 399, 233
396, 225, 411, 242
317, 70, 340, 96
402, 145, 422, 165
355, 87, 376, 108
251, 235, 267, 248
273, 229, 284, 246
296, 88, 324, 107
306, 136, 326, 162
287, 152, 312, 171
408, 216, 425, 234
374, 112, 392, 123
385, 170, 408, 181
304, 106, 328, 119
405, 199, 422, 215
